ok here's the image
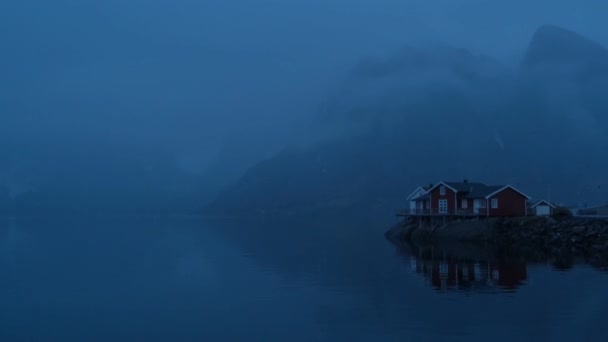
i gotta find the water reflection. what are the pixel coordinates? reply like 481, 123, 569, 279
401, 244, 528, 293
1, 216, 608, 341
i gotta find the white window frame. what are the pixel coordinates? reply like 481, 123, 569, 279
461, 199, 468, 209
440, 186, 446, 195
438, 199, 448, 214
491, 198, 498, 209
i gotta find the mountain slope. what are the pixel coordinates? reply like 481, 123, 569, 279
523, 25, 608, 68
209, 26, 608, 216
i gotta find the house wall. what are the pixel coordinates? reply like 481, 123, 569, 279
410, 200, 417, 211
429, 185, 457, 214
487, 188, 527, 217
457, 197, 475, 211
409, 188, 426, 211
412, 200, 430, 210
535, 205, 552, 216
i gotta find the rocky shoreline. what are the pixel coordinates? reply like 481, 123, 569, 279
385, 216, 608, 267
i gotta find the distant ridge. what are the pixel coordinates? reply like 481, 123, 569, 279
208, 25, 608, 216
523, 24, 608, 67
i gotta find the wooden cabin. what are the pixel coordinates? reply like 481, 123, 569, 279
401, 180, 531, 217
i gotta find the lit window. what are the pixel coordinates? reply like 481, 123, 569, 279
462, 199, 468, 209
440, 186, 446, 195
491, 198, 498, 208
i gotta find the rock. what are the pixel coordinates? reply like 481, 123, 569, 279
386, 216, 608, 264
572, 226, 586, 234
585, 232, 598, 239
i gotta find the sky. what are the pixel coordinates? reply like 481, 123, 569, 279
1, 0, 608, 174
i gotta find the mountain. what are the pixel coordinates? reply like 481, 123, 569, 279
521, 25, 608, 129
0, 139, 204, 215
523, 25, 608, 68
209, 25, 608, 216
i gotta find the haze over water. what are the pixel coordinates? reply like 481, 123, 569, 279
1, 215, 607, 341
3, 1, 608, 340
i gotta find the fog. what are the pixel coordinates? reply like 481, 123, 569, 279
2, 0, 608, 213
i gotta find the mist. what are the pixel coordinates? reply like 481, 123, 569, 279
2, 0, 608, 213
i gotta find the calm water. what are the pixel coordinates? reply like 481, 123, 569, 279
1, 214, 607, 341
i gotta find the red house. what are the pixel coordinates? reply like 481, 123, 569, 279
406, 180, 530, 217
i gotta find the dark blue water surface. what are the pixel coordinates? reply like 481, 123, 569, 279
1, 214, 607, 341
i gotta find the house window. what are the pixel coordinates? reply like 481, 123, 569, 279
439, 199, 448, 214
440, 186, 446, 195
461, 199, 468, 209
491, 198, 498, 209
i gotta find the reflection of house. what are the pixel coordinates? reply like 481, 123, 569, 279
401, 180, 531, 217
530, 200, 556, 216
408, 247, 528, 293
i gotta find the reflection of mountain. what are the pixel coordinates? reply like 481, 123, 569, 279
406, 245, 527, 293
209, 212, 397, 286
210, 25, 608, 215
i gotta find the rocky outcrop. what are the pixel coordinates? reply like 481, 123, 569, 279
385, 216, 498, 243
386, 216, 608, 267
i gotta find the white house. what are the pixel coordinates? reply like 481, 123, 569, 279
530, 200, 556, 216
407, 186, 429, 213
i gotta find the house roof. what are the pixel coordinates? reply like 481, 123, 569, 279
484, 185, 531, 200
406, 186, 428, 200
421, 181, 531, 199
427, 181, 496, 198
444, 181, 488, 193
427, 181, 475, 193
463, 185, 503, 199
531, 200, 556, 208
412, 193, 430, 201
